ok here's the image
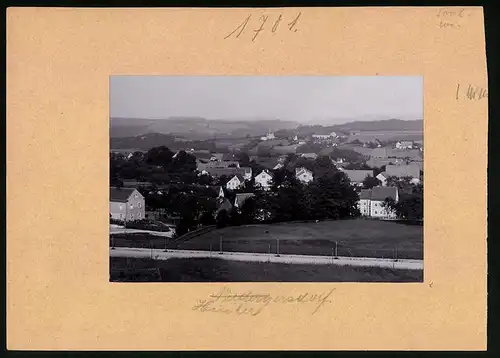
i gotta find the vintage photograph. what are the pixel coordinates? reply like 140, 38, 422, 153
109, 76, 423, 282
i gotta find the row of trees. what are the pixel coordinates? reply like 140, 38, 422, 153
111, 146, 198, 185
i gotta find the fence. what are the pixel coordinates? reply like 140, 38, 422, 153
172, 225, 216, 242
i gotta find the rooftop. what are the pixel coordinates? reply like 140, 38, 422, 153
359, 187, 398, 201
342, 169, 373, 183
385, 164, 420, 178
110, 187, 137, 202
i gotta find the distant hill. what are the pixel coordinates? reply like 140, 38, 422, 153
285, 119, 423, 136
110, 133, 178, 150
110, 116, 299, 139
334, 118, 423, 132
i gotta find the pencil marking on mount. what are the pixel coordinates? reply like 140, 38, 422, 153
456, 83, 488, 101
436, 8, 469, 29
192, 287, 336, 316
225, 12, 301, 40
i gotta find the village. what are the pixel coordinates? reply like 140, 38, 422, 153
110, 129, 423, 231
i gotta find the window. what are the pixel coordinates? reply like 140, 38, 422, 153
130, 203, 134, 209
138, 203, 142, 208
119, 204, 124, 210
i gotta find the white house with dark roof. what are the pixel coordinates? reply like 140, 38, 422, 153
358, 187, 399, 218
255, 170, 274, 191
226, 174, 245, 191
295, 167, 314, 184
110, 187, 145, 222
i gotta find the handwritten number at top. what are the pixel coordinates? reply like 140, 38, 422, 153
225, 12, 302, 40
224, 15, 251, 39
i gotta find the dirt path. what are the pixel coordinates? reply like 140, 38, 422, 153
110, 247, 423, 270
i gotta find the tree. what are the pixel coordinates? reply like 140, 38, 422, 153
145, 146, 174, 168
229, 207, 243, 226
198, 173, 213, 186
236, 152, 250, 167
373, 165, 386, 177
216, 209, 229, 228
306, 171, 360, 220
313, 155, 336, 177
172, 150, 197, 172
240, 196, 258, 224
362, 175, 381, 189
216, 175, 229, 186
386, 176, 414, 193
200, 211, 215, 226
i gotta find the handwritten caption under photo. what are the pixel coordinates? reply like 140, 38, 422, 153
192, 287, 335, 316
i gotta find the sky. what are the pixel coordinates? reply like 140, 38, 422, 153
110, 76, 423, 124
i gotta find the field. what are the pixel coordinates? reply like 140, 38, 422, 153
110, 257, 423, 282
111, 219, 423, 260
347, 130, 423, 143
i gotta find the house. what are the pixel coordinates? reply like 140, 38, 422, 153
385, 164, 421, 183
273, 162, 284, 170
342, 169, 374, 186
216, 186, 226, 198
260, 132, 276, 141
202, 167, 252, 179
358, 187, 399, 218
234, 193, 255, 209
312, 134, 331, 140
254, 157, 282, 170
395, 141, 414, 150
206, 160, 240, 169
110, 187, 145, 222
301, 153, 318, 160
295, 167, 314, 184
376, 172, 389, 186
255, 170, 274, 190
209, 153, 224, 161
226, 174, 246, 191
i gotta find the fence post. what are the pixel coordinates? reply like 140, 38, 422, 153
150, 240, 153, 260
164, 237, 168, 252
276, 238, 280, 256
210, 243, 212, 259
219, 235, 223, 254
335, 241, 338, 259
111, 236, 115, 250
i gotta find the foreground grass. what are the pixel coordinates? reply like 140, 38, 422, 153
111, 219, 423, 260
110, 257, 423, 282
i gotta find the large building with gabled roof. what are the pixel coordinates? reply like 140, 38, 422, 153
110, 187, 145, 222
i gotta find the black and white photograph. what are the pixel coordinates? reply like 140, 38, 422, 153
109, 76, 424, 282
